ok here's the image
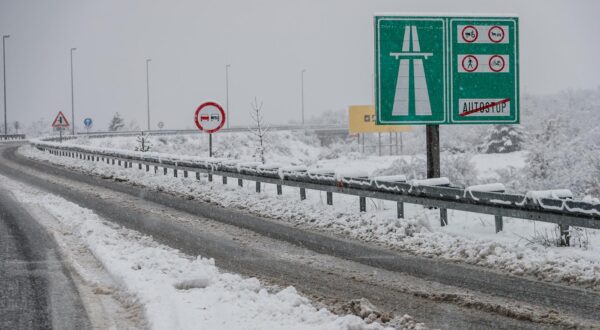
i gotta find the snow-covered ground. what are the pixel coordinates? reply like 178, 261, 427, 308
21, 136, 600, 292
0, 173, 403, 330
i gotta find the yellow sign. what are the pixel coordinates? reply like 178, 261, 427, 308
348, 105, 412, 133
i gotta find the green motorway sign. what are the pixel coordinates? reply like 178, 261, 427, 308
375, 15, 519, 125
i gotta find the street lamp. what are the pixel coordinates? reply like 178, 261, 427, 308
2, 35, 9, 136
301, 69, 306, 126
146, 58, 151, 131
225, 64, 231, 129
70, 47, 76, 135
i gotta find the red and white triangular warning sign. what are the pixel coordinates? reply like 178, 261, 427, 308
52, 111, 70, 128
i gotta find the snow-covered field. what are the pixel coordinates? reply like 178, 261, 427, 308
1, 173, 402, 330
22, 132, 600, 292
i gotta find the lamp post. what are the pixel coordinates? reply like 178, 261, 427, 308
70, 47, 76, 135
225, 64, 230, 129
146, 59, 151, 131
301, 69, 306, 126
2, 35, 9, 136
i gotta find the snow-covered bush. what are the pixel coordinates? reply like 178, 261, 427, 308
317, 138, 361, 160
373, 157, 426, 180
441, 153, 479, 187
479, 125, 525, 153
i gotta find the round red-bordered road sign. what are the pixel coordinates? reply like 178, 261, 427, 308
489, 55, 506, 72
488, 25, 505, 43
194, 101, 226, 133
461, 25, 478, 43
461, 55, 479, 72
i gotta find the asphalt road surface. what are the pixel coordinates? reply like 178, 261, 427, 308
0, 183, 91, 329
1, 143, 599, 329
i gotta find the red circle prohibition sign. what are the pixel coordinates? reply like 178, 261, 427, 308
488, 25, 505, 43
194, 101, 226, 133
461, 55, 479, 72
461, 25, 478, 43
489, 55, 505, 72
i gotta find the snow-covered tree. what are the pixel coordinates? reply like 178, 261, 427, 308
479, 125, 525, 153
135, 131, 152, 152
249, 97, 269, 164
108, 112, 125, 131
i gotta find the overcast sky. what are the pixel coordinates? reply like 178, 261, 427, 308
0, 0, 599, 131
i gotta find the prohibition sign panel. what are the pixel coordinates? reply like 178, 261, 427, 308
194, 101, 226, 133
374, 14, 519, 125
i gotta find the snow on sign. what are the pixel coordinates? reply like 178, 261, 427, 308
375, 14, 519, 125
194, 101, 226, 133
52, 111, 70, 128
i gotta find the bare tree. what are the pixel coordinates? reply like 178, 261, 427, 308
249, 97, 269, 164
135, 131, 152, 152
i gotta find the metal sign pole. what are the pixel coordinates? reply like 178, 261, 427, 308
59, 128, 63, 143
209, 134, 213, 158
426, 125, 440, 178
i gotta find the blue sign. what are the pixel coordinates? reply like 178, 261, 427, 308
83, 118, 93, 128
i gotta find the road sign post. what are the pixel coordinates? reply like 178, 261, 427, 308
52, 111, 70, 143
194, 101, 226, 158
375, 14, 519, 178
83, 117, 93, 134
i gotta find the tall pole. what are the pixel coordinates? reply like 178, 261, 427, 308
70, 48, 76, 135
146, 59, 151, 131
301, 69, 306, 126
2, 35, 9, 136
225, 64, 230, 129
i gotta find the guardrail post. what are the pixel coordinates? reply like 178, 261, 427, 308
440, 209, 448, 226
138, 163, 142, 170
196, 172, 200, 180
495, 216, 503, 233
208, 174, 213, 182
184, 170, 188, 178
154, 166, 158, 174
123, 161, 127, 168
222, 176, 227, 184
118, 160, 121, 166
300, 188, 306, 200
238, 178, 243, 187
326, 192, 333, 205
277, 184, 282, 195
164, 167, 168, 175
559, 224, 570, 247
146, 165, 150, 172
256, 181, 261, 193
397, 202, 404, 219
359, 197, 366, 212
173, 168, 178, 178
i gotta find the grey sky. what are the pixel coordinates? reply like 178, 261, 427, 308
0, 0, 599, 130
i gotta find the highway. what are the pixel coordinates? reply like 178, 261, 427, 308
1, 142, 599, 329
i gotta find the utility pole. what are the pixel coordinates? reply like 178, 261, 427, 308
70, 47, 76, 135
2, 35, 9, 136
301, 69, 306, 126
225, 64, 230, 128
146, 59, 151, 131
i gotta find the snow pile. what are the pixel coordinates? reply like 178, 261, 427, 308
21, 145, 600, 291
2, 174, 389, 330
70, 130, 324, 165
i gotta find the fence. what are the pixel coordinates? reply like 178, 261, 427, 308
1, 134, 26, 141
31, 140, 600, 246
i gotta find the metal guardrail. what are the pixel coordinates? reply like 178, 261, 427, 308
30, 141, 600, 244
73, 124, 348, 140
1, 134, 26, 141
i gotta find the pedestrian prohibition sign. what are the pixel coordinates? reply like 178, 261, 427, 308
375, 14, 519, 124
